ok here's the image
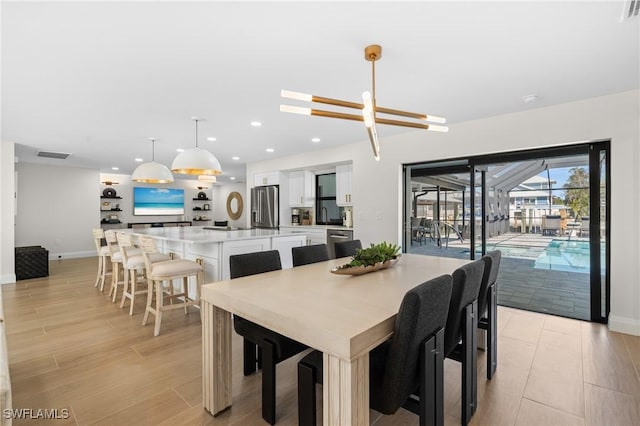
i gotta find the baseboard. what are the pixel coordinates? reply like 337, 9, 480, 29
608, 314, 640, 336
0, 274, 16, 285
48, 250, 95, 260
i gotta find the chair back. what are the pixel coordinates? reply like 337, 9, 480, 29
137, 235, 160, 277
375, 275, 453, 414
444, 259, 485, 356
116, 232, 136, 267
229, 250, 282, 279
214, 221, 228, 227
92, 228, 105, 254
334, 239, 362, 258
478, 251, 502, 316
103, 230, 121, 257
292, 244, 329, 267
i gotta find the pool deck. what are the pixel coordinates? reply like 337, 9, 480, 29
408, 232, 591, 320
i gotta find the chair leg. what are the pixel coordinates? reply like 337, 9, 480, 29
95, 255, 103, 288
419, 328, 444, 426
261, 340, 276, 425
487, 282, 497, 380
298, 361, 317, 426
142, 279, 154, 326
243, 338, 257, 376
154, 279, 164, 336
120, 267, 130, 307
461, 301, 478, 426
183, 277, 189, 314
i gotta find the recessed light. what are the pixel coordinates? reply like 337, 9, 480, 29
207, 137, 217, 142
176, 148, 184, 153
251, 121, 262, 127
522, 94, 538, 104
111, 167, 119, 171
135, 158, 144, 162
232, 156, 240, 160
230, 176, 236, 180
311, 137, 321, 143
266, 148, 274, 153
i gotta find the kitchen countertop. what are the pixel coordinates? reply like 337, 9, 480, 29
280, 224, 354, 231
127, 226, 308, 244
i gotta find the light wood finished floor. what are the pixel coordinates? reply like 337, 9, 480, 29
2, 257, 640, 426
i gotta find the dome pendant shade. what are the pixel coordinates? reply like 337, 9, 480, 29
171, 147, 222, 176
131, 161, 174, 183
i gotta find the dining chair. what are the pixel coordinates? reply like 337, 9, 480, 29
92, 228, 111, 291
229, 250, 308, 425
116, 232, 170, 315
138, 235, 203, 336
297, 274, 453, 426
478, 250, 501, 379
292, 244, 329, 267
334, 239, 362, 258
445, 259, 485, 425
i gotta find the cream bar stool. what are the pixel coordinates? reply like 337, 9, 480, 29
138, 235, 204, 336
104, 230, 140, 303
116, 232, 170, 315
92, 228, 112, 291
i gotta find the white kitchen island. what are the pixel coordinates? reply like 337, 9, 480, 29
127, 226, 308, 284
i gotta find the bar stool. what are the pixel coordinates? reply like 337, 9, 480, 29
116, 232, 171, 315
103, 230, 124, 300
92, 228, 111, 291
138, 235, 204, 336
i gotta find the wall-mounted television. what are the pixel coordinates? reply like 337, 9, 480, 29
133, 187, 185, 216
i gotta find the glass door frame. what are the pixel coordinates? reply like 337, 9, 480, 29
403, 140, 611, 323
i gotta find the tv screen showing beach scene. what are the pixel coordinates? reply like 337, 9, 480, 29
133, 187, 185, 215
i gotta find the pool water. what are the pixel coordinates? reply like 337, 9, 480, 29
534, 239, 592, 273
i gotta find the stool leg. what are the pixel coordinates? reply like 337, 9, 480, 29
142, 278, 154, 326
154, 279, 164, 336
183, 277, 189, 314
111, 262, 121, 303
120, 267, 130, 308
95, 255, 103, 288
298, 362, 317, 426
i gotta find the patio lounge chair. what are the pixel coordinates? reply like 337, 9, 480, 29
542, 215, 562, 236
580, 217, 590, 237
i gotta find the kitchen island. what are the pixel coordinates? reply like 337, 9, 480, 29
127, 226, 308, 284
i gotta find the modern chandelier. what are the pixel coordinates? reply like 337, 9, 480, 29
131, 138, 174, 183
171, 118, 223, 176
280, 45, 448, 161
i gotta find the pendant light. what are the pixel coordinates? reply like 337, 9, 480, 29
198, 175, 217, 183
171, 118, 223, 176
131, 138, 174, 183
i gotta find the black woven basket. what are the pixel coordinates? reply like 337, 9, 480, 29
15, 246, 49, 280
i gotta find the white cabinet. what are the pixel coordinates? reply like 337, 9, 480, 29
280, 226, 327, 245
289, 170, 315, 207
254, 171, 283, 187
271, 235, 306, 269
336, 164, 353, 206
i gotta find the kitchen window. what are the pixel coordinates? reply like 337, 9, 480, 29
316, 173, 342, 225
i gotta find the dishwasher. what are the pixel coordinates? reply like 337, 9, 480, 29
327, 229, 354, 259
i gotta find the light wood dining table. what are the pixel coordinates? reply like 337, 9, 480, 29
200, 253, 470, 425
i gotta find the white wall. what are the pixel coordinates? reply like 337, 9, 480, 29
247, 90, 640, 335
212, 183, 247, 227
0, 143, 15, 284
16, 163, 99, 259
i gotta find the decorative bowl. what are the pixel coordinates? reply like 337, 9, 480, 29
330, 255, 400, 276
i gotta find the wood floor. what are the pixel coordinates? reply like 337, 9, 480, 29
2, 257, 640, 426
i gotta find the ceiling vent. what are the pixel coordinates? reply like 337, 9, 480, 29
621, 0, 639, 21
36, 150, 71, 160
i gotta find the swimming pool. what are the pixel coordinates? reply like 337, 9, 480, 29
534, 239, 592, 274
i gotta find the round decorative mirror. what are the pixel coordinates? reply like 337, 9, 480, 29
226, 191, 243, 220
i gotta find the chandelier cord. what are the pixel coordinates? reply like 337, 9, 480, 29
371, 53, 377, 113
151, 138, 155, 161
195, 119, 199, 148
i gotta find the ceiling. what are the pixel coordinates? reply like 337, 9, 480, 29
3, 1, 638, 183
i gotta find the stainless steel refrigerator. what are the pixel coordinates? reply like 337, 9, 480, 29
251, 185, 279, 229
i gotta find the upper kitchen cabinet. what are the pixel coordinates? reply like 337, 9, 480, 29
289, 170, 315, 207
336, 164, 353, 206
253, 171, 283, 187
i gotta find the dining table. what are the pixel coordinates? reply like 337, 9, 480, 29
200, 253, 470, 425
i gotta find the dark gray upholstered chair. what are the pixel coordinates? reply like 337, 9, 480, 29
292, 244, 329, 267
229, 250, 308, 425
445, 259, 485, 425
214, 220, 228, 227
297, 274, 453, 426
478, 250, 501, 379
334, 239, 362, 258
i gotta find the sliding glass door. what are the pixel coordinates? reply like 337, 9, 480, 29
403, 141, 610, 322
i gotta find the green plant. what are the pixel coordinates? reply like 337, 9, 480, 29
340, 242, 400, 269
